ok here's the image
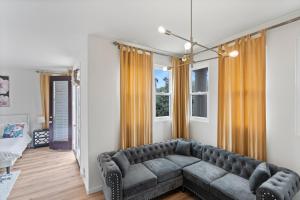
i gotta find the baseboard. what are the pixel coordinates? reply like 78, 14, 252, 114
87, 185, 103, 194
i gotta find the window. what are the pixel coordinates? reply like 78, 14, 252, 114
190, 64, 208, 120
154, 67, 171, 118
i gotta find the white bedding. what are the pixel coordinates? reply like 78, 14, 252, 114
0, 114, 32, 169
0, 133, 31, 168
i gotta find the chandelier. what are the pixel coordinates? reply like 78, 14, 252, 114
157, 0, 239, 68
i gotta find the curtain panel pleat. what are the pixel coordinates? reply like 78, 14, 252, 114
120, 45, 153, 149
40, 74, 50, 129
171, 57, 190, 139
217, 31, 266, 161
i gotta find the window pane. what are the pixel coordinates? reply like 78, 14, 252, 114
156, 95, 170, 117
192, 67, 208, 92
192, 95, 207, 118
155, 69, 170, 93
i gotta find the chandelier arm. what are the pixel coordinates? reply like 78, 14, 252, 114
159, 0, 227, 59
193, 56, 219, 64
194, 42, 223, 56
168, 32, 192, 43
190, 0, 193, 68
167, 31, 223, 57
193, 47, 218, 56
175, 56, 220, 68
166, 30, 223, 57
190, 0, 193, 38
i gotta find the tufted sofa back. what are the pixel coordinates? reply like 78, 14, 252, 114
123, 140, 178, 165
191, 141, 204, 159
201, 145, 280, 179
119, 140, 281, 179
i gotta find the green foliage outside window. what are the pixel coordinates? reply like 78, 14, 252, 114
155, 69, 170, 117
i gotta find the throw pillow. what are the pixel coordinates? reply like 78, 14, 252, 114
112, 151, 130, 177
3, 123, 25, 138
175, 140, 191, 156
249, 162, 271, 193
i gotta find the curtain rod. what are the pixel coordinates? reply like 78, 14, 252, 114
196, 15, 300, 55
36, 70, 71, 75
113, 41, 180, 58
114, 40, 217, 65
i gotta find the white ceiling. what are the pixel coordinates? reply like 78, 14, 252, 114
0, 0, 300, 69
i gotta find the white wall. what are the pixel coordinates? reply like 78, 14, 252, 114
266, 21, 300, 176
85, 37, 173, 193
190, 21, 300, 195
87, 35, 120, 193
153, 120, 172, 143
0, 68, 42, 132
78, 35, 89, 191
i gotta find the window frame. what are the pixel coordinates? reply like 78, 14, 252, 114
190, 62, 209, 122
153, 65, 172, 121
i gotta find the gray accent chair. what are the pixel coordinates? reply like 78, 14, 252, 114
98, 140, 300, 200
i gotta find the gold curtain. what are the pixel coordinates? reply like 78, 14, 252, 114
218, 31, 266, 160
40, 74, 50, 129
171, 57, 190, 139
120, 45, 153, 149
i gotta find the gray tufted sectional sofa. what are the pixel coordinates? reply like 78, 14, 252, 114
97, 139, 300, 200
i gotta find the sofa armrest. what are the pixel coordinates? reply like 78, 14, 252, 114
98, 152, 123, 200
256, 170, 300, 200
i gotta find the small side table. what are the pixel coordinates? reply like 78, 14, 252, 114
33, 128, 49, 148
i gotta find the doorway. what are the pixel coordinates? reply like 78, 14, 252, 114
49, 76, 72, 150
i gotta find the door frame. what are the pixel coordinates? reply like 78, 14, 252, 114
49, 76, 72, 150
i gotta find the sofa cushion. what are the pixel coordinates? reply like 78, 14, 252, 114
210, 173, 255, 200
249, 162, 271, 193
183, 161, 228, 192
175, 140, 191, 156
143, 158, 181, 183
123, 163, 157, 197
112, 151, 130, 177
166, 155, 200, 168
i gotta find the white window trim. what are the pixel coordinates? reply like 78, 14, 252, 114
190, 62, 209, 122
153, 64, 172, 121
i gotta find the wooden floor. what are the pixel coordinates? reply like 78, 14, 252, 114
8, 147, 196, 200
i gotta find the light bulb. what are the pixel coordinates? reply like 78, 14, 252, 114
182, 55, 187, 62
229, 50, 239, 58
162, 66, 168, 71
158, 26, 166, 34
184, 42, 192, 50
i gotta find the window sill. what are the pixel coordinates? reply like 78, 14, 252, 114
190, 117, 209, 123
154, 117, 172, 122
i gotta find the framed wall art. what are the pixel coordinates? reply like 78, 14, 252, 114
0, 75, 10, 107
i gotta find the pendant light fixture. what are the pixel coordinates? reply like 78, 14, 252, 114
158, 0, 238, 68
